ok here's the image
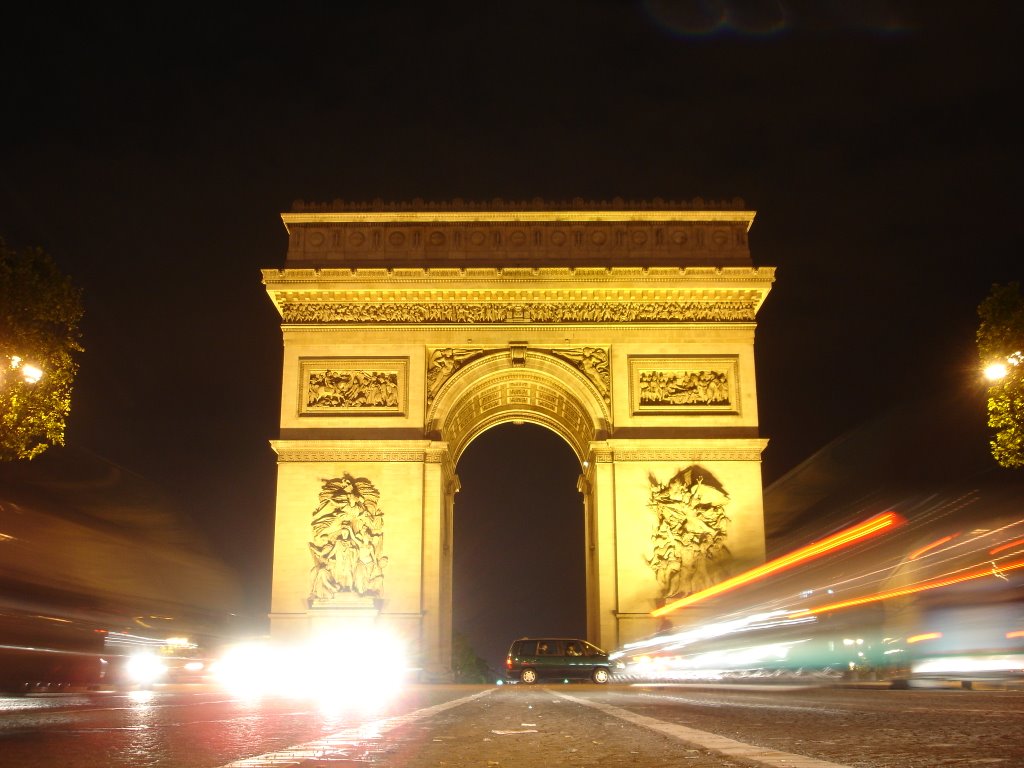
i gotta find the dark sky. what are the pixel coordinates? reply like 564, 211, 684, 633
1, 3, 1020, 667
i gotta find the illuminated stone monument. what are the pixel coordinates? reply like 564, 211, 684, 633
263, 199, 775, 679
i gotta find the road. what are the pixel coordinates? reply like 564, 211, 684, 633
0, 683, 1021, 767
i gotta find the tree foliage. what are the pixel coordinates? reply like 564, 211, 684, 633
0, 238, 84, 461
451, 631, 496, 683
976, 281, 1024, 469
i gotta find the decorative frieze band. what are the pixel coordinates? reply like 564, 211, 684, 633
280, 300, 758, 324
271, 440, 446, 463
588, 448, 766, 463
274, 450, 431, 463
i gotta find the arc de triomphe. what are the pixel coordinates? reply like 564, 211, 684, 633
263, 199, 774, 680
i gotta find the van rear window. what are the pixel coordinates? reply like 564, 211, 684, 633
517, 640, 537, 655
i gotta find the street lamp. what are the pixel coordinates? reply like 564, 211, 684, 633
6, 355, 44, 384
984, 350, 1022, 382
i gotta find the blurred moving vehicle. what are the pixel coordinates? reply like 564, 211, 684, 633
610, 391, 1024, 690
505, 637, 615, 684
0, 448, 245, 692
612, 512, 1024, 687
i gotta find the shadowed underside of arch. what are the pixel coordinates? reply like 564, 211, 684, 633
427, 350, 611, 465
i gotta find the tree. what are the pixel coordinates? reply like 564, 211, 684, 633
976, 281, 1024, 469
0, 238, 84, 461
451, 631, 496, 683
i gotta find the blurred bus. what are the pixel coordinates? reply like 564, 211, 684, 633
0, 448, 244, 692
612, 491, 1024, 687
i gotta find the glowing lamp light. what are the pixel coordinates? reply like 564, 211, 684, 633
7, 355, 44, 384
651, 511, 905, 617
985, 363, 1009, 381
985, 351, 1023, 381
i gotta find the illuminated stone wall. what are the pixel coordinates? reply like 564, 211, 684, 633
264, 200, 774, 678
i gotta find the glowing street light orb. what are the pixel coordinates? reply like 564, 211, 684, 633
985, 351, 1023, 382
985, 362, 1009, 381
6, 355, 44, 384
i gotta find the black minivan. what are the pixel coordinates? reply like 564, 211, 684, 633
505, 637, 613, 684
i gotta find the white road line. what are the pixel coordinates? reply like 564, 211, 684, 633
555, 691, 854, 768
220, 688, 494, 767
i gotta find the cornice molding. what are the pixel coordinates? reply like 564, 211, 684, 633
283, 209, 756, 231
262, 265, 775, 284
288, 196, 748, 212
270, 439, 448, 463
587, 438, 769, 464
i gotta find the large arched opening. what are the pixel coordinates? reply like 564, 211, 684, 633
452, 422, 584, 675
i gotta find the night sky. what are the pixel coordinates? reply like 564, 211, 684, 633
1, 3, 1020, 669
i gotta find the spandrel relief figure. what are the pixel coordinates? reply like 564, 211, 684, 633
645, 466, 732, 599
426, 348, 483, 402
552, 347, 611, 402
308, 473, 387, 603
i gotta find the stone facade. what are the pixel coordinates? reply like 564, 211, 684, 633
264, 199, 774, 679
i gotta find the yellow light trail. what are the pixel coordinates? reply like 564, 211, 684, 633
908, 534, 959, 560
651, 511, 904, 618
990, 536, 1024, 556
787, 557, 1024, 619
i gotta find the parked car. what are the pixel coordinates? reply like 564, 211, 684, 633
505, 637, 613, 684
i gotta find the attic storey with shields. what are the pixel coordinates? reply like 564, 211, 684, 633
263, 198, 775, 680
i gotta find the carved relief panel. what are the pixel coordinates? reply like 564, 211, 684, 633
645, 466, 733, 600
629, 356, 739, 415
299, 358, 408, 416
308, 474, 388, 606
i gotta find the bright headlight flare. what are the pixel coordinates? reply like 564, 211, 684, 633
125, 652, 168, 685
651, 512, 905, 617
788, 557, 1024, 619
210, 642, 271, 697
212, 628, 409, 711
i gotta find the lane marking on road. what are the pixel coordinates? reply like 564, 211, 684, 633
555, 691, 854, 768
220, 688, 494, 767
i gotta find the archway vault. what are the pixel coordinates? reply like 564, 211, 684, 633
427, 349, 611, 465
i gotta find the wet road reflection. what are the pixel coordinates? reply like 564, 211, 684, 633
0, 686, 477, 768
